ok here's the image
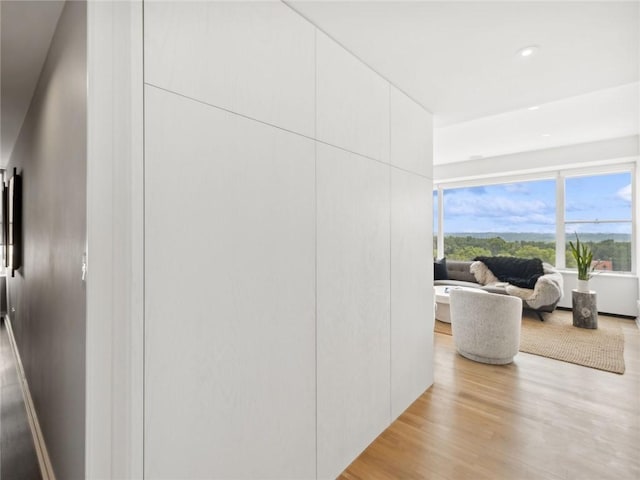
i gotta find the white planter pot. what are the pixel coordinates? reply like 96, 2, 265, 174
577, 279, 590, 293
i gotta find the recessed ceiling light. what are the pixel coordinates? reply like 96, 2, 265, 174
528, 106, 540, 111
542, 133, 552, 137
517, 45, 540, 58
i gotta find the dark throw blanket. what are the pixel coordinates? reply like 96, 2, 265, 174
473, 256, 544, 289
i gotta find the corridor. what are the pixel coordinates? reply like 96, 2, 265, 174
0, 318, 40, 480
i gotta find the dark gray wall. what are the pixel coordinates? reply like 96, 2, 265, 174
5, 2, 86, 479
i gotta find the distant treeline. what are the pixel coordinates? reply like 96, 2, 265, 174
435, 235, 631, 272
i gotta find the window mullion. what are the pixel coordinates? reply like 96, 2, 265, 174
437, 186, 444, 259
556, 172, 565, 269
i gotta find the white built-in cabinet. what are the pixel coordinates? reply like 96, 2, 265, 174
143, 2, 434, 478
316, 31, 390, 162
144, 1, 315, 137
144, 85, 317, 479
390, 168, 434, 420
316, 143, 391, 478
390, 87, 434, 176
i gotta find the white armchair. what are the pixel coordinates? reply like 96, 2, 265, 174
450, 289, 522, 365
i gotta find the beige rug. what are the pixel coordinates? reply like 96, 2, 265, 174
435, 309, 625, 374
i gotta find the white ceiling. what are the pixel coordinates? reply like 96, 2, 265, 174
1, 0, 65, 165
1, 1, 638, 167
289, 1, 640, 164
436, 82, 639, 164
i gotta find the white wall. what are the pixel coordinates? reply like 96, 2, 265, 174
636, 152, 640, 322
558, 272, 638, 317
6, 3, 87, 479
86, 2, 145, 478
433, 135, 638, 183
143, 2, 434, 479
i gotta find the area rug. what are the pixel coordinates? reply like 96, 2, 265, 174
434, 309, 625, 374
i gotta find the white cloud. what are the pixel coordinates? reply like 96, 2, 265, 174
503, 183, 529, 194
444, 191, 550, 218
617, 184, 631, 203
443, 188, 557, 232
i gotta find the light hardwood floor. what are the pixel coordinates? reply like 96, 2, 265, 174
339, 313, 640, 480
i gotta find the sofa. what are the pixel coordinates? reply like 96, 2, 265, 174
434, 258, 564, 318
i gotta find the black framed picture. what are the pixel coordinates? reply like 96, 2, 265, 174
1, 181, 7, 270
7, 168, 22, 277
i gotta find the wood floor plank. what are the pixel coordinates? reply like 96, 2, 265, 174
339, 314, 640, 480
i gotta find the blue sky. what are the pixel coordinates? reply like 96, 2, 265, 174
436, 172, 632, 234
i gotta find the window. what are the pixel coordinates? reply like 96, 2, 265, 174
433, 165, 635, 274
433, 190, 438, 258
442, 179, 556, 263
565, 172, 632, 272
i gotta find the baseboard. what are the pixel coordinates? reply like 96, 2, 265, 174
636, 301, 640, 330
4, 315, 56, 480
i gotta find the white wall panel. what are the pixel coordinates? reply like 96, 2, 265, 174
144, 86, 316, 479
143, 5, 436, 478
390, 168, 434, 420
558, 272, 639, 317
390, 87, 433, 177
316, 31, 390, 162
144, 1, 315, 137
316, 143, 391, 479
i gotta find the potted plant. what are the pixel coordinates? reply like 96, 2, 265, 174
568, 233, 595, 292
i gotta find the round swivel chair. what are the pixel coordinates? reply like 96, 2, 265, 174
449, 289, 522, 365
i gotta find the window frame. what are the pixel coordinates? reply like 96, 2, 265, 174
433, 162, 636, 275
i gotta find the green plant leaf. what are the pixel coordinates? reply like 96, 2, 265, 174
571, 233, 595, 281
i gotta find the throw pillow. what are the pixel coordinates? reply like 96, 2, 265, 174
434, 257, 448, 280
470, 261, 499, 285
